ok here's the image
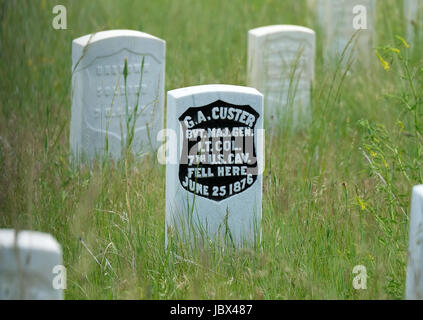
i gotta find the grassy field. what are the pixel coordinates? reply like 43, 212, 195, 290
1, 0, 422, 299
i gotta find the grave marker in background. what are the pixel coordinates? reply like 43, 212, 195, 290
319, 0, 376, 65
165, 85, 263, 248
0, 229, 63, 300
248, 25, 315, 127
406, 185, 423, 300
404, 0, 423, 46
70, 30, 165, 162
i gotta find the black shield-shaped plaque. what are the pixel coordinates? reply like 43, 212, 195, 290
178, 100, 260, 202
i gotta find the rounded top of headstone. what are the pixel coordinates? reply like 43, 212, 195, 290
0, 229, 61, 254
73, 29, 165, 47
168, 84, 263, 99
248, 25, 315, 37
413, 185, 423, 197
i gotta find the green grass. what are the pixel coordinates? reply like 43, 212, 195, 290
0, 0, 422, 299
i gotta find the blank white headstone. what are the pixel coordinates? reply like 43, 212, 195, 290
70, 30, 165, 162
248, 25, 315, 127
404, 0, 423, 45
166, 85, 263, 248
0, 229, 63, 300
320, 0, 376, 65
406, 185, 423, 300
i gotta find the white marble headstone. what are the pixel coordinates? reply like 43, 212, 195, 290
406, 185, 423, 300
248, 25, 315, 127
0, 229, 63, 300
404, 0, 423, 45
165, 85, 263, 248
70, 30, 165, 162
320, 0, 376, 65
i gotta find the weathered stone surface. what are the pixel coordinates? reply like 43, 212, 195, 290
248, 25, 315, 127
70, 30, 165, 162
